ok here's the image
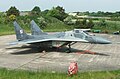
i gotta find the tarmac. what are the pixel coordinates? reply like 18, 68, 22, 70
0, 33, 120, 72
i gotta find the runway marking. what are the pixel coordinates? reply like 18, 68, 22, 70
96, 56, 107, 64
88, 58, 94, 62
44, 60, 56, 64
99, 57, 106, 63
83, 44, 91, 50
88, 57, 94, 62
15, 52, 49, 69
88, 56, 96, 62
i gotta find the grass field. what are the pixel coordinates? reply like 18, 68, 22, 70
92, 20, 120, 33
0, 22, 73, 36
0, 68, 120, 79
0, 20, 120, 36
0, 23, 30, 36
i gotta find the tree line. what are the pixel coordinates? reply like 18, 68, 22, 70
6, 6, 68, 21
5, 6, 95, 29
1, 6, 120, 30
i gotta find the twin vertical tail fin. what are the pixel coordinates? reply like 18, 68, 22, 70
13, 20, 46, 41
13, 21, 29, 41
30, 20, 47, 35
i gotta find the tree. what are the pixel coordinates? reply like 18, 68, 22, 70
8, 14, 16, 21
37, 17, 47, 28
84, 11, 90, 15
31, 6, 41, 16
64, 16, 76, 25
6, 6, 20, 16
86, 19, 94, 28
78, 19, 94, 29
47, 6, 68, 21
0, 12, 6, 24
99, 19, 107, 27
41, 9, 49, 16
97, 11, 104, 17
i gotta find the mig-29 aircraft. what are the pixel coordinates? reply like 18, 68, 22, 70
9, 20, 111, 52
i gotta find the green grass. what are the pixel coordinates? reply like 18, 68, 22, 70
0, 24, 14, 35
0, 23, 31, 36
0, 20, 120, 36
92, 20, 120, 33
44, 22, 74, 32
0, 68, 120, 79
0, 21, 74, 36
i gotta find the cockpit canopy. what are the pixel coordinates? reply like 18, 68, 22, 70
74, 29, 89, 35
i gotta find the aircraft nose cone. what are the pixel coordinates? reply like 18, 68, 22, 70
94, 36, 111, 44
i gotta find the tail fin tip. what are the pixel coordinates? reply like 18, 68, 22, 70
30, 20, 44, 35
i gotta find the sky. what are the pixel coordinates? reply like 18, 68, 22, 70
0, 0, 120, 12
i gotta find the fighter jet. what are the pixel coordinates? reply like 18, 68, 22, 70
30, 20, 111, 44
9, 20, 111, 52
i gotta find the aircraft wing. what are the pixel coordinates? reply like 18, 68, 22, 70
51, 38, 88, 42
9, 37, 88, 45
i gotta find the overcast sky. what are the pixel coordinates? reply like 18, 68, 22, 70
0, 0, 120, 12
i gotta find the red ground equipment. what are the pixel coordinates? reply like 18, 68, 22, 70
68, 62, 78, 76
